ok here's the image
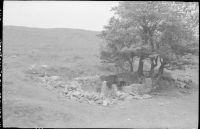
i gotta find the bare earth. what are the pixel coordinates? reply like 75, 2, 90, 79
3, 26, 199, 128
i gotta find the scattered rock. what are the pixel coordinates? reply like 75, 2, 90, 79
119, 93, 129, 100
179, 90, 190, 94
132, 94, 143, 99
125, 95, 134, 100
50, 76, 60, 80
142, 94, 152, 99
96, 100, 103, 105
72, 91, 81, 96
38, 74, 155, 106
70, 96, 77, 101
175, 78, 192, 89
102, 99, 110, 106
88, 100, 96, 105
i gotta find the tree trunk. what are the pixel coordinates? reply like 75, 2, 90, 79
130, 62, 133, 72
137, 57, 144, 76
149, 57, 158, 76
150, 64, 155, 76
127, 55, 134, 72
158, 58, 166, 75
158, 64, 164, 75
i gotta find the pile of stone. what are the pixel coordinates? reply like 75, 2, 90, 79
171, 73, 193, 89
63, 89, 115, 106
62, 77, 118, 106
40, 75, 152, 106
40, 75, 113, 106
62, 83, 152, 106
175, 77, 193, 89
64, 76, 151, 106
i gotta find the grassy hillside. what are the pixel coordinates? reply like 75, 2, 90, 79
3, 25, 102, 52
3, 26, 103, 70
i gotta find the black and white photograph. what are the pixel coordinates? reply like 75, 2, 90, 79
2, 1, 199, 128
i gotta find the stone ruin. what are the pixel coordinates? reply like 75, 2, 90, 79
39, 74, 153, 106
27, 64, 194, 106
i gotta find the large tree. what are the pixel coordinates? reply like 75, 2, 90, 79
99, 1, 198, 77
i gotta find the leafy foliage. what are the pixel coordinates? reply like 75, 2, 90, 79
99, 1, 199, 76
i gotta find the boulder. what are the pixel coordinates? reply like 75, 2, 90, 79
63, 88, 69, 94
70, 96, 77, 101
142, 94, 152, 99
132, 94, 143, 99
95, 99, 103, 105
118, 93, 129, 100
125, 95, 134, 100
79, 97, 87, 103
88, 100, 96, 105
72, 91, 81, 97
102, 99, 110, 106
50, 76, 60, 80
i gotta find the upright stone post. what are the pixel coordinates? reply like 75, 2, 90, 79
101, 81, 107, 97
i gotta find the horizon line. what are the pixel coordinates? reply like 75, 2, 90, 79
3, 25, 102, 32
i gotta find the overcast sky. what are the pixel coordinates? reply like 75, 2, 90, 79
3, 1, 119, 31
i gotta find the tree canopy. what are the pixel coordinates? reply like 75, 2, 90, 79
99, 1, 199, 77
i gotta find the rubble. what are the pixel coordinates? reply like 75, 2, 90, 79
142, 94, 152, 99
39, 74, 153, 106
102, 99, 110, 106
171, 73, 193, 89
175, 79, 192, 88
27, 62, 196, 106
122, 78, 154, 95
